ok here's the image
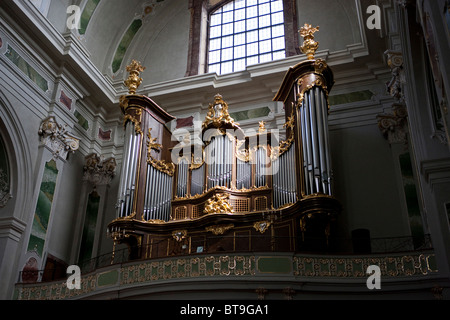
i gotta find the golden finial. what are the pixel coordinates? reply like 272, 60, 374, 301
258, 121, 267, 133
299, 23, 320, 60
124, 60, 146, 94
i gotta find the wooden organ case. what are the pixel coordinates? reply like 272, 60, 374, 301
107, 25, 342, 260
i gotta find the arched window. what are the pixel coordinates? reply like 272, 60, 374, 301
207, 0, 286, 75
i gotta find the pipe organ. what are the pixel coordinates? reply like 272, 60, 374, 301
108, 24, 341, 259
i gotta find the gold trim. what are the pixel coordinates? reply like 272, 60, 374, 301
146, 128, 175, 176
123, 109, 143, 135
205, 224, 234, 235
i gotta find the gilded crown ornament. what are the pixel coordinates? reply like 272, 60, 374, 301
124, 59, 146, 94
202, 94, 238, 129
299, 23, 320, 60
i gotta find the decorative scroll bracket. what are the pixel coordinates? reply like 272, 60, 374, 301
38, 116, 80, 161
82, 153, 117, 186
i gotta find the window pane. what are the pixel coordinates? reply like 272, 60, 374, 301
222, 47, 233, 61
209, 38, 221, 51
234, 33, 246, 45
247, 56, 259, 66
273, 50, 286, 60
223, 2, 234, 12
246, 17, 258, 30
222, 35, 233, 48
247, 42, 258, 55
210, 25, 221, 38
259, 27, 271, 40
247, 30, 258, 42
247, 0, 258, 6
221, 61, 233, 74
246, 5, 258, 18
234, 45, 246, 59
271, 0, 283, 12
259, 3, 270, 15
272, 25, 284, 37
260, 53, 272, 63
271, 12, 284, 24
235, 8, 245, 21
235, 20, 246, 33
272, 36, 285, 50
259, 39, 271, 53
223, 11, 233, 24
209, 63, 220, 74
223, 23, 233, 35
259, 14, 271, 28
211, 14, 222, 26
234, 58, 246, 71
235, 0, 245, 9
209, 50, 221, 64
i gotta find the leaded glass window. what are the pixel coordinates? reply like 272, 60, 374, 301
208, 0, 286, 75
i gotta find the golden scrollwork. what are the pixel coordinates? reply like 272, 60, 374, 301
299, 23, 320, 60
123, 109, 143, 135
297, 77, 329, 108
147, 128, 162, 153
205, 224, 234, 235
235, 138, 250, 162
202, 94, 239, 129
124, 60, 145, 94
204, 193, 235, 214
172, 230, 188, 242
148, 158, 175, 176
146, 128, 175, 176
253, 220, 271, 234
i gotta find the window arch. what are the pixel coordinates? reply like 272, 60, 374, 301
207, 0, 286, 75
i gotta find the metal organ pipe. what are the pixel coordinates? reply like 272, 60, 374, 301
297, 86, 333, 196
117, 122, 133, 217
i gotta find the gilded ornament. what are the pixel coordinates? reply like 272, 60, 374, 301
172, 230, 188, 242
299, 24, 320, 60
123, 109, 143, 135
253, 221, 271, 234
146, 128, 175, 176
124, 60, 145, 94
205, 224, 234, 235
203, 193, 234, 214
258, 121, 267, 133
202, 94, 239, 129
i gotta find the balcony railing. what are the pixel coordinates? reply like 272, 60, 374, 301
17, 234, 432, 284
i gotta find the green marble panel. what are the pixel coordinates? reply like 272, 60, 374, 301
328, 90, 373, 106
78, 192, 100, 263
257, 256, 291, 274
27, 160, 58, 256
79, 0, 101, 35
230, 106, 271, 122
74, 110, 89, 130
4, 45, 48, 92
112, 19, 143, 73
